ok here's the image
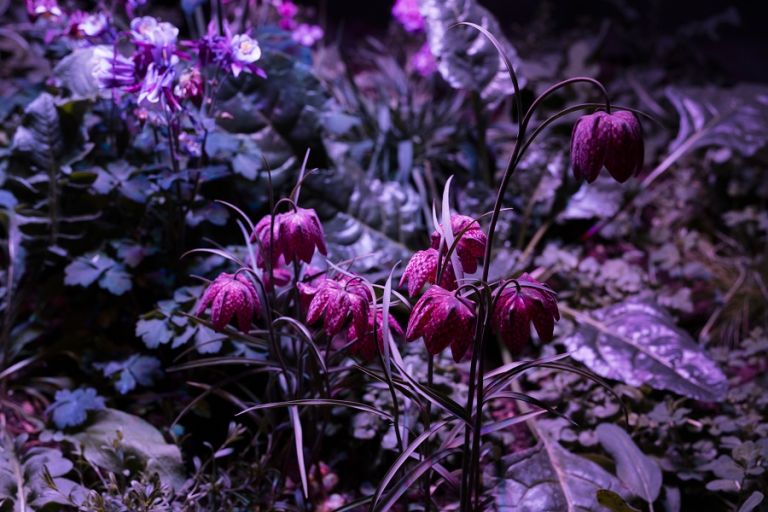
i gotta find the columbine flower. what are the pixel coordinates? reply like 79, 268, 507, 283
251, 208, 327, 265
137, 63, 180, 111
392, 0, 424, 32
406, 286, 476, 362
196, 272, 261, 331
26, 0, 62, 20
174, 67, 203, 103
230, 34, 262, 77
92, 47, 136, 89
570, 110, 644, 183
400, 248, 457, 297
409, 42, 437, 77
292, 23, 323, 46
306, 275, 371, 338
77, 12, 108, 37
345, 308, 404, 361
492, 273, 559, 353
431, 214, 487, 274
130, 16, 179, 47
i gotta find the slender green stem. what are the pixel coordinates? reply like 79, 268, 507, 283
423, 355, 434, 511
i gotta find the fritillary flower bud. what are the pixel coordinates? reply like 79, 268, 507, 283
306, 275, 371, 338
252, 208, 327, 265
431, 214, 487, 274
196, 272, 261, 331
492, 273, 559, 353
399, 248, 457, 297
346, 308, 404, 361
570, 110, 644, 183
406, 286, 476, 362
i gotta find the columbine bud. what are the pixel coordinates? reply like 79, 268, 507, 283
251, 208, 327, 266
346, 309, 404, 361
492, 273, 559, 353
306, 275, 371, 338
431, 214, 487, 274
196, 272, 261, 331
570, 110, 644, 183
399, 248, 457, 297
406, 286, 476, 362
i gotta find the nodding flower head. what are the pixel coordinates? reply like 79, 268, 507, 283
251, 207, 327, 266
92, 47, 136, 89
306, 274, 371, 338
570, 110, 644, 183
400, 248, 457, 297
431, 214, 487, 274
492, 273, 559, 353
26, 0, 62, 20
346, 308, 404, 361
130, 16, 178, 47
392, 0, 424, 32
230, 34, 262, 77
406, 286, 476, 362
196, 272, 261, 332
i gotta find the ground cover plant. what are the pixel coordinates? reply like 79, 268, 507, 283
0, 0, 767, 510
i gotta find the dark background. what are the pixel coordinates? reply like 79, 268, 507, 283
304, 0, 768, 83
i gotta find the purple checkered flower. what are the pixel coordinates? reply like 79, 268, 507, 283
345, 308, 404, 361
492, 273, 560, 353
431, 214, 487, 274
570, 110, 644, 183
406, 286, 476, 362
400, 248, 457, 297
306, 274, 372, 338
196, 272, 262, 332
251, 208, 327, 266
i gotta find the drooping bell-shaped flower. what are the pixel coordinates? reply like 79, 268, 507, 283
431, 214, 487, 274
570, 110, 644, 183
399, 248, 457, 297
306, 275, 371, 338
251, 207, 327, 266
196, 272, 261, 331
492, 273, 559, 353
346, 308, 404, 361
406, 286, 476, 362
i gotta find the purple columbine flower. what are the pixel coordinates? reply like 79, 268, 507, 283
345, 308, 404, 361
77, 12, 108, 38
26, 0, 62, 20
292, 23, 323, 47
174, 67, 203, 104
400, 248, 457, 297
251, 208, 327, 265
409, 42, 437, 77
492, 273, 560, 353
196, 272, 261, 331
137, 63, 180, 111
130, 16, 180, 71
406, 286, 476, 362
230, 34, 262, 77
306, 275, 371, 338
92, 47, 136, 89
392, 0, 424, 32
570, 110, 644, 183
431, 214, 487, 274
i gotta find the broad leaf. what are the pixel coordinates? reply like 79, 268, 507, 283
495, 425, 626, 511
11, 92, 63, 172
419, 0, 526, 104
65, 408, 185, 490
596, 424, 662, 504
562, 299, 728, 401
666, 84, 768, 157
101, 355, 163, 394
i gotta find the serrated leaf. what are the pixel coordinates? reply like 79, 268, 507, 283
596, 424, 662, 503
99, 263, 132, 295
64, 252, 116, 287
562, 299, 728, 401
495, 426, 627, 511
11, 92, 63, 171
419, 0, 526, 104
666, 84, 768, 157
